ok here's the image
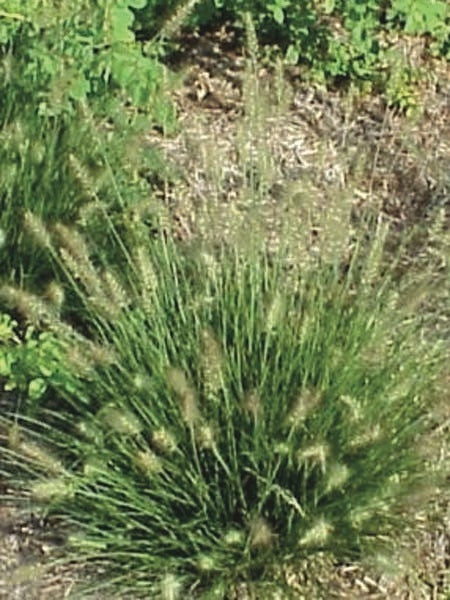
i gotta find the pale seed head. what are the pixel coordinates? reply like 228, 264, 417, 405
68, 153, 98, 200
23, 211, 52, 248
44, 281, 65, 310
30, 477, 74, 502
7, 423, 21, 450
197, 554, 215, 572
160, 573, 182, 600
152, 428, 177, 454
200, 328, 224, 395
299, 518, 333, 547
249, 516, 276, 549
242, 390, 261, 418
349, 423, 381, 449
66, 346, 94, 378
224, 529, 245, 546
287, 388, 322, 428
83, 457, 105, 478
324, 462, 350, 494
18, 440, 64, 475
166, 367, 199, 427
196, 423, 215, 450
297, 443, 329, 473
101, 269, 129, 311
100, 405, 142, 436
135, 245, 158, 313
340, 395, 362, 422
134, 449, 162, 476
0, 286, 54, 325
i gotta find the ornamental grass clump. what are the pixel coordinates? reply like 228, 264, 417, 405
0, 210, 448, 598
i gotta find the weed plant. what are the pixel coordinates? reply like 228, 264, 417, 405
0, 203, 448, 597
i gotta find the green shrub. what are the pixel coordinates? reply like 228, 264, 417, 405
188, 0, 449, 106
0, 210, 447, 598
0, 311, 75, 417
0, 0, 173, 113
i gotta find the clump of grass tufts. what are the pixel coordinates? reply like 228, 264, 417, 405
0, 213, 448, 598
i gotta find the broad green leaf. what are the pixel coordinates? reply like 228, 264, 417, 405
109, 6, 135, 43
0, 354, 12, 376
272, 6, 284, 24
324, 0, 335, 14
69, 74, 90, 101
127, 0, 147, 8
29, 377, 47, 400
285, 44, 299, 64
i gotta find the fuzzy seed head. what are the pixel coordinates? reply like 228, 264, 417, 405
59, 246, 101, 298
135, 246, 158, 313
44, 281, 65, 309
196, 424, 215, 450
86, 342, 116, 366
102, 270, 129, 310
0, 286, 54, 325
101, 406, 142, 436
349, 423, 381, 449
201, 252, 220, 281
68, 153, 98, 200
350, 506, 374, 527
159, 0, 202, 39
133, 373, 150, 391
287, 388, 322, 428
325, 462, 350, 493
88, 294, 121, 321
297, 443, 329, 473
160, 573, 182, 600
66, 346, 94, 378
77, 200, 106, 227
340, 395, 362, 422
54, 224, 90, 265
77, 420, 101, 443
30, 477, 73, 502
362, 218, 389, 289
242, 390, 262, 418
250, 517, 275, 549
197, 554, 215, 572
166, 367, 199, 427
134, 449, 162, 476
200, 329, 224, 395
23, 211, 52, 248
224, 529, 245, 546
152, 428, 177, 454
18, 440, 64, 475
299, 518, 333, 547
7, 423, 21, 449
83, 457, 105, 478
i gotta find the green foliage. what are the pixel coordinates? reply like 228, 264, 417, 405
387, 0, 450, 57
0, 0, 169, 113
0, 312, 71, 414
185, 0, 450, 106
0, 215, 447, 597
